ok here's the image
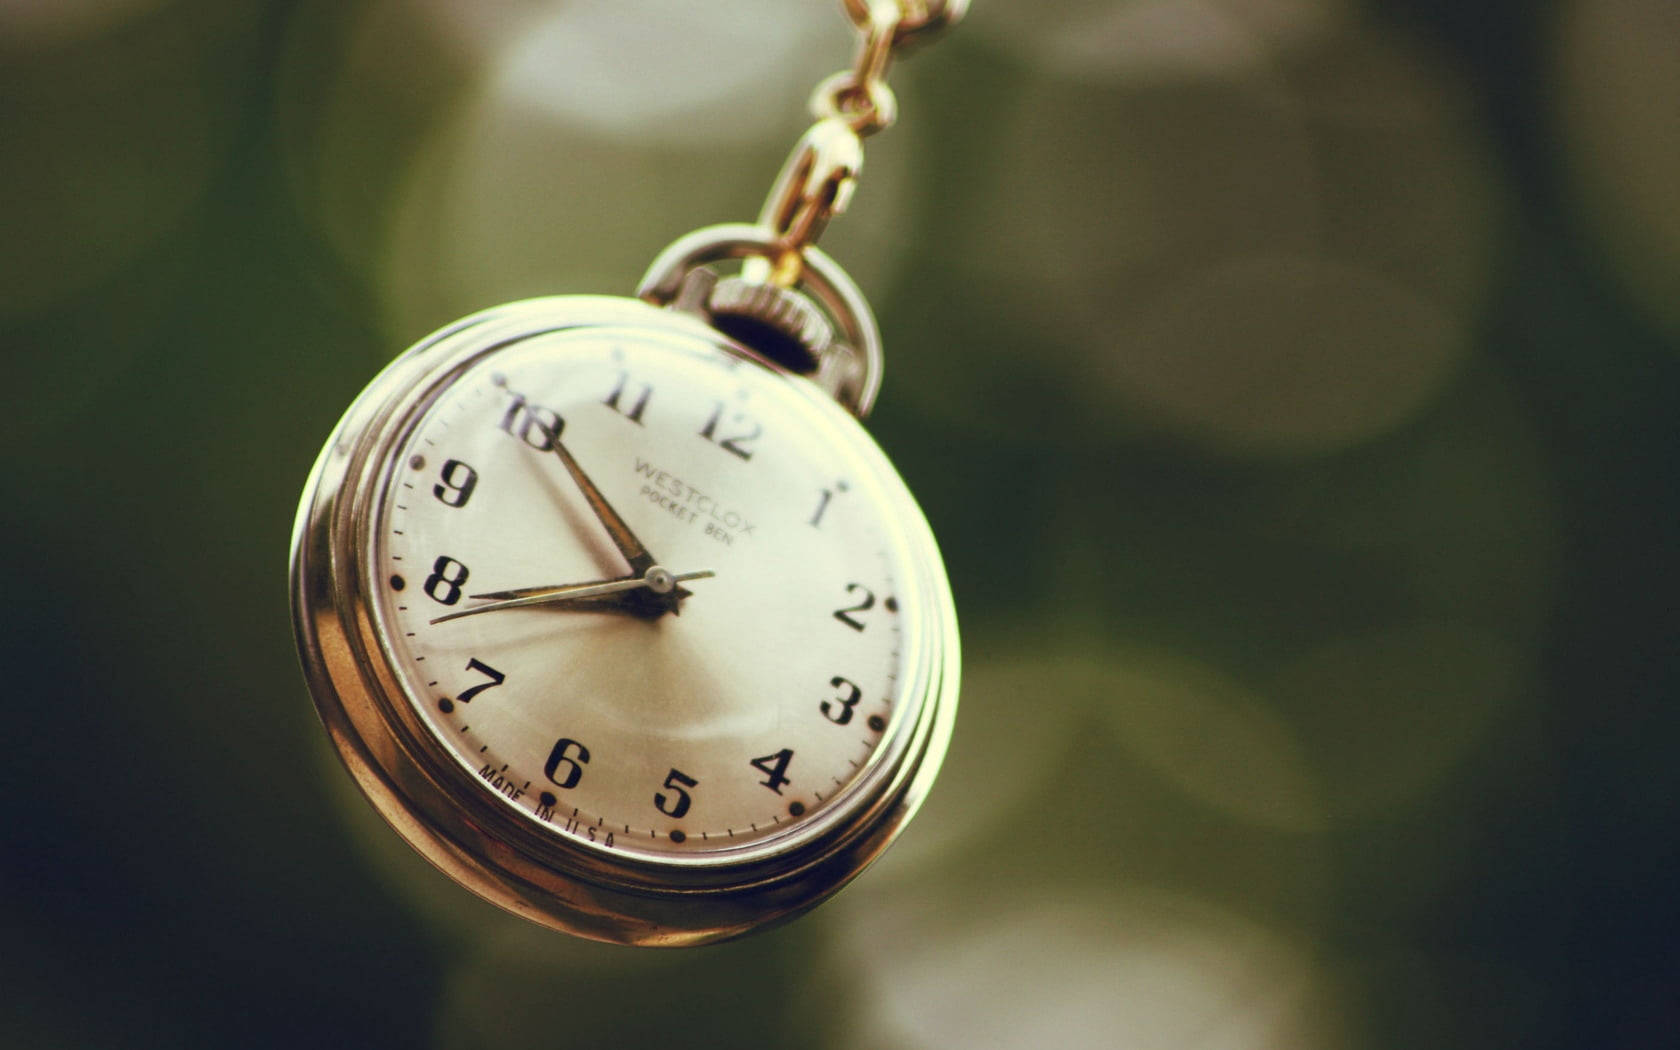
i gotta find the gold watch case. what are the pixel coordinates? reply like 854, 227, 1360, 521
289, 291, 959, 946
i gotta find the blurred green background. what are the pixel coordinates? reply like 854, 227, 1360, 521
3, 0, 1677, 1047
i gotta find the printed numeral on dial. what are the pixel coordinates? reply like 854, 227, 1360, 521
455, 658, 505, 703
821, 676, 863, 725
655, 768, 698, 819
833, 583, 875, 631
750, 749, 794, 794
498, 392, 563, 451
432, 459, 479, 507
424, 555, 470, 605
699, 402, 761, 460
604, 370, 652, 424
544, 737, 590, 789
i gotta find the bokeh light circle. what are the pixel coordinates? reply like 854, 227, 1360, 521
1103, 253, 1466, 456
969, 0, 1353, 82
379, 68, 915, 341
1098, 646, 1326, 832
897, 15, 1497, 458
0, 0, 170, 48
830, 885, 1344, 1050
869, 644, 1112, 873
492, 0, 834, 146
1555, 0, 1680, 338
1268, 620, 1524, 822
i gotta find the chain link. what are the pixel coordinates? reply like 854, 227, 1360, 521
841, 0, 970, 52
753, 0, 967, 285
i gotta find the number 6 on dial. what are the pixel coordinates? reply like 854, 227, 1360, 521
544, 738, 590, 790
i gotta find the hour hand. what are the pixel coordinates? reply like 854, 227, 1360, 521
549, 434, 657, 577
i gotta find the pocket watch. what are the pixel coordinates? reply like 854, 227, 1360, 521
290, 2, 965, 947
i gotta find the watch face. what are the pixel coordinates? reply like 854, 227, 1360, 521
362, 315, 931, 865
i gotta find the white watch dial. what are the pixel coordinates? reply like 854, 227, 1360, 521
369, 325, 919, 860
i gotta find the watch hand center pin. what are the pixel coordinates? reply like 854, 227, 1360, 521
645, 566, 676, 594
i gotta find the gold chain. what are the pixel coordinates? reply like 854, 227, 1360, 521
754, 0, 968, 286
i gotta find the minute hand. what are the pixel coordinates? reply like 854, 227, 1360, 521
429, 570, 715, 625
550, 435, 655, 576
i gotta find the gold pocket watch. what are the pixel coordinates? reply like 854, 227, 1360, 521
290, 1, 965, 947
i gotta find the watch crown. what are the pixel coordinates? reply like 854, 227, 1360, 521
706, 276, 836, 375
